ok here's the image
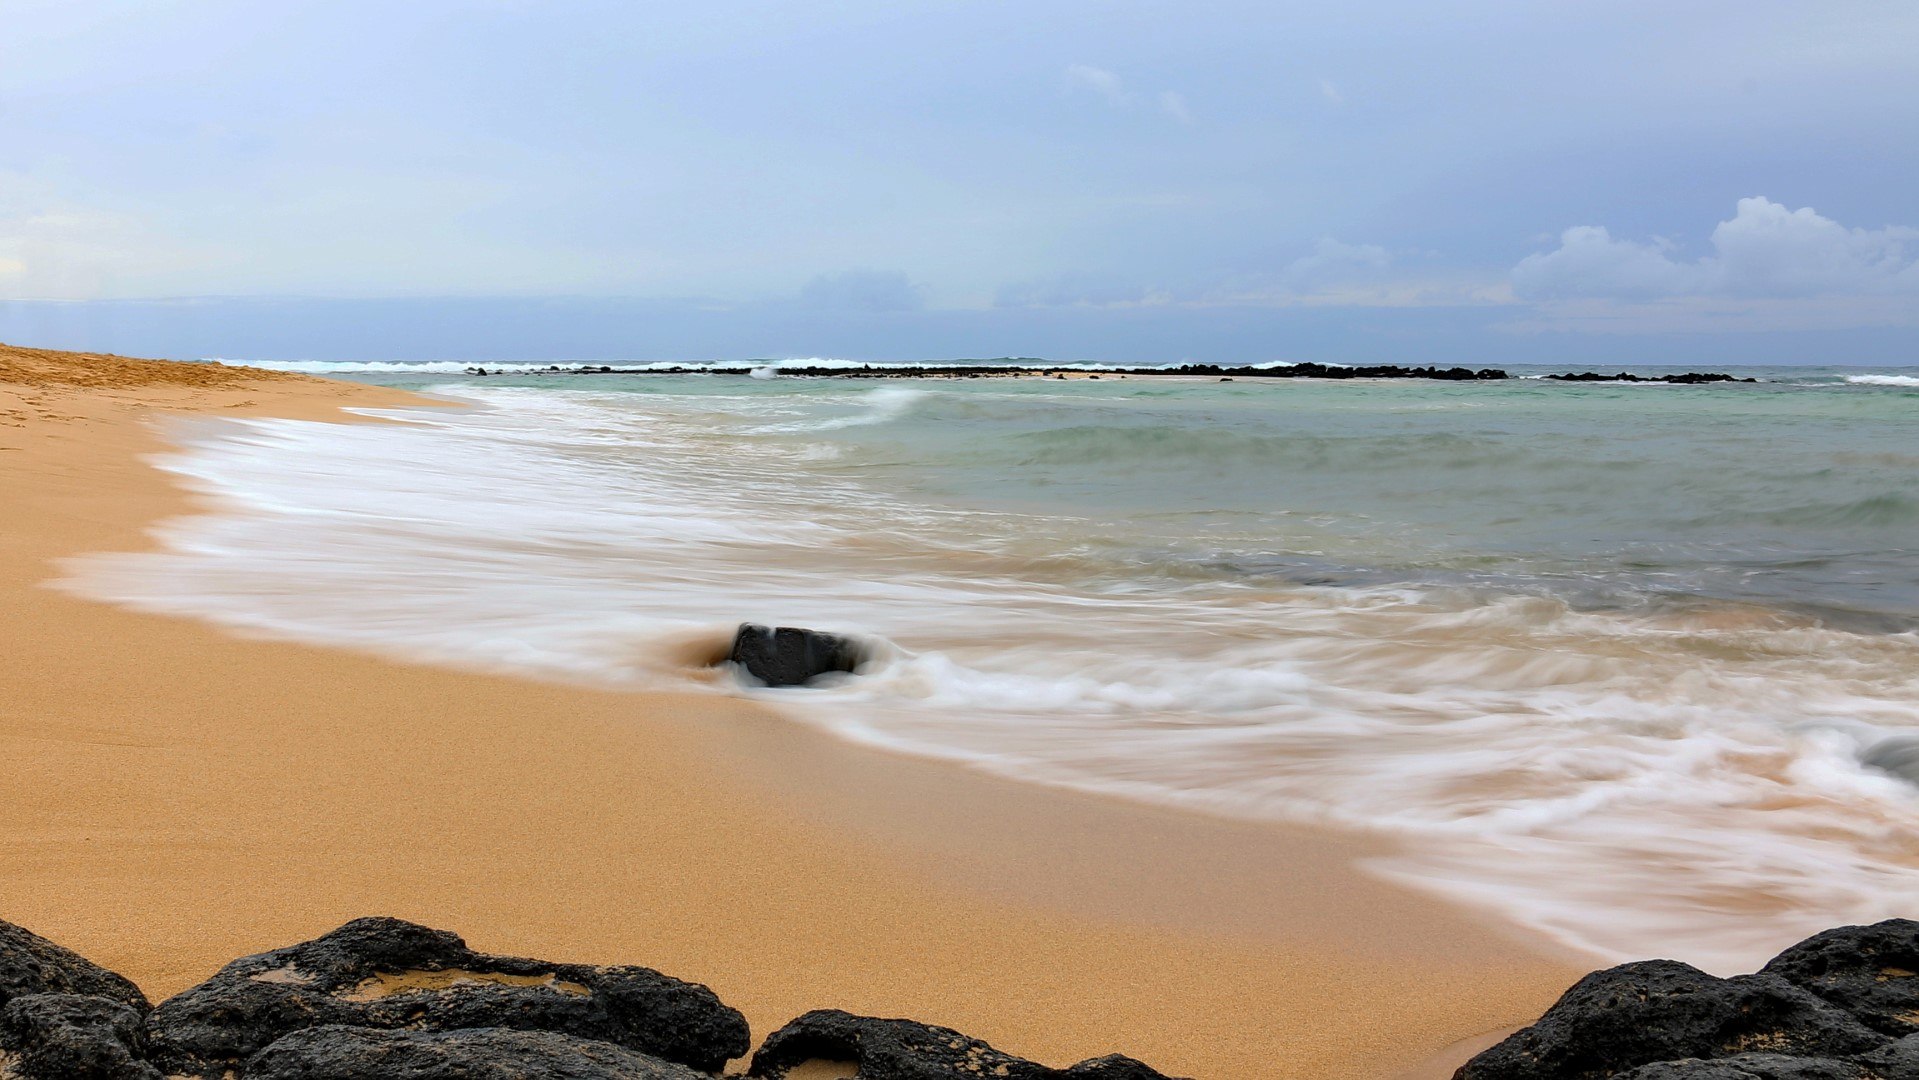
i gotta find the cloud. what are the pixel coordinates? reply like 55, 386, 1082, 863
1318, 79, 1343, 104
1063, 65, 1191, 122
1284, 238, 1392, 287
997, 239, 1504, 311
1064, 64, 1128, 104
796, 270, 924, 312
994, 274, 1166, 309
1513, 197, 1919, 301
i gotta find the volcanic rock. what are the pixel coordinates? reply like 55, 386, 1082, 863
1454, 960, 1885, 1080
0, 919, 148, 1013
729, 624, 867, 687
1762, 920, 1919, 1037
146, 916, 748, 1078
747, 1009, 1184, 1079
0, 994, 160, 1080
242, 1025, 708, 1080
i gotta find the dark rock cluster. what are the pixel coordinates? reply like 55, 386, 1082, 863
1541, 370, 1756, 384
481, 360, 1762, 384
1457, 919, 1919, 1080
0, 916, 1186, 1079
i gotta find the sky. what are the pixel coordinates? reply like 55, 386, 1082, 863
1, 0, 1915, 364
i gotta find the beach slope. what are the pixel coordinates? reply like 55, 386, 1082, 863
0, 344, 1582, 1078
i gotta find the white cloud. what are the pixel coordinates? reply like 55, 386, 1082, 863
1158, 91, 1192, 124
1513, 197, 1919, 301
1064, 64, 1127, 104
797, 269, 924, 312
1284, 237, 1391, 287
1318, 79, 1343, 104
1063, 65, 1192, 122
994, 274, 1166, 309
998, 239, 1506, 311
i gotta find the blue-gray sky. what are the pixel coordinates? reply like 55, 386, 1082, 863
2, 1, 1915, 363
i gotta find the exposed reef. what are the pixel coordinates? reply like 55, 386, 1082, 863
465, 361, 1759, 383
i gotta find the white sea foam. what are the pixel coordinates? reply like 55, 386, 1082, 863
58, 384, 1919, 974
1848, 374, 1919, 387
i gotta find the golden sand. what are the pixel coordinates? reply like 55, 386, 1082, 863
0, 343, 1580, 1078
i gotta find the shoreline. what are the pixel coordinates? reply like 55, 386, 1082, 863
0, 344, 1586, 1077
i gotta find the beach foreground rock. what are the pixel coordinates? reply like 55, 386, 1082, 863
146, 916, 749, 1077
748, 1010, 1185, 1079
0, 915, 1192, 1079
729, 623, 867, 687
0, 993, 160, 1080
1456, 919, 1919, 1080
242, 1025, 709, 1079
0, 919, 149, 1012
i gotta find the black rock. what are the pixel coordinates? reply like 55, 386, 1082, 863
0, 919, 149, 1013
243, 1025, 707, 1080
1454, 960, 1886, 1080
145, 916, 748, 1078
1613, 1054, 1864, 1079
747, 1009, 1185, 1080
1854, 1033, 1919, 1079
1762, 920, 1919, 1037
729, 624, 867, 687
1863, 739, 1919, 786
0, 994, 160, 1080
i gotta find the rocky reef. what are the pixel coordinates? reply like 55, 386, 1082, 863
0, 916, 1187, 1079
479, 361, 1761, 384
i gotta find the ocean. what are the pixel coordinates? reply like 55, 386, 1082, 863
60, 360, 1919, 972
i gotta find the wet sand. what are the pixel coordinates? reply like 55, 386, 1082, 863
0, 343, 1584, 1078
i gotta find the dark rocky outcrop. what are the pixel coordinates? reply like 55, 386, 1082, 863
729, 623, 867, 687
1542, 371, 1755, 384
0, 919, 149, 1013
1458, 920, 1919, 1079
1855, 1034, 1919, 1079
512, 360, 1776, 384
242, 1025, 707, 1080
1453, 960, 1886, 1080
747, 1010, 1185, 1080
1862, 738, 1919, 787
0, 994, 160, 1080
146, 916, 748, 1078
1613, 1054, 1865, 1079
1762, 920, 1919, 1037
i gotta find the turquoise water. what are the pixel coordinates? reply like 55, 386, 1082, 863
59, 360, 1919, 972
336, 362, 1919, 627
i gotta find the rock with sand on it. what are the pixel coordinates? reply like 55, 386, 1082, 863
0, 993, 161, 1080
746, 1009, 1186, 1080
1760, 920, 1919, 1038
729, 623, 867, 687
241, 1025, 708, 1080
145, 916, 749, 1078
1452, 959, 1886, 1080
0, 919, 149, 1013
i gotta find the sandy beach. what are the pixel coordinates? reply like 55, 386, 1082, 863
0, 344, 1585, 1078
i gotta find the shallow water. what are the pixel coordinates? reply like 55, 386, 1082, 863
63, 360, 1919, 972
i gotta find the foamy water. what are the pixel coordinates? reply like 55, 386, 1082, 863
60, 363, 1919, 972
